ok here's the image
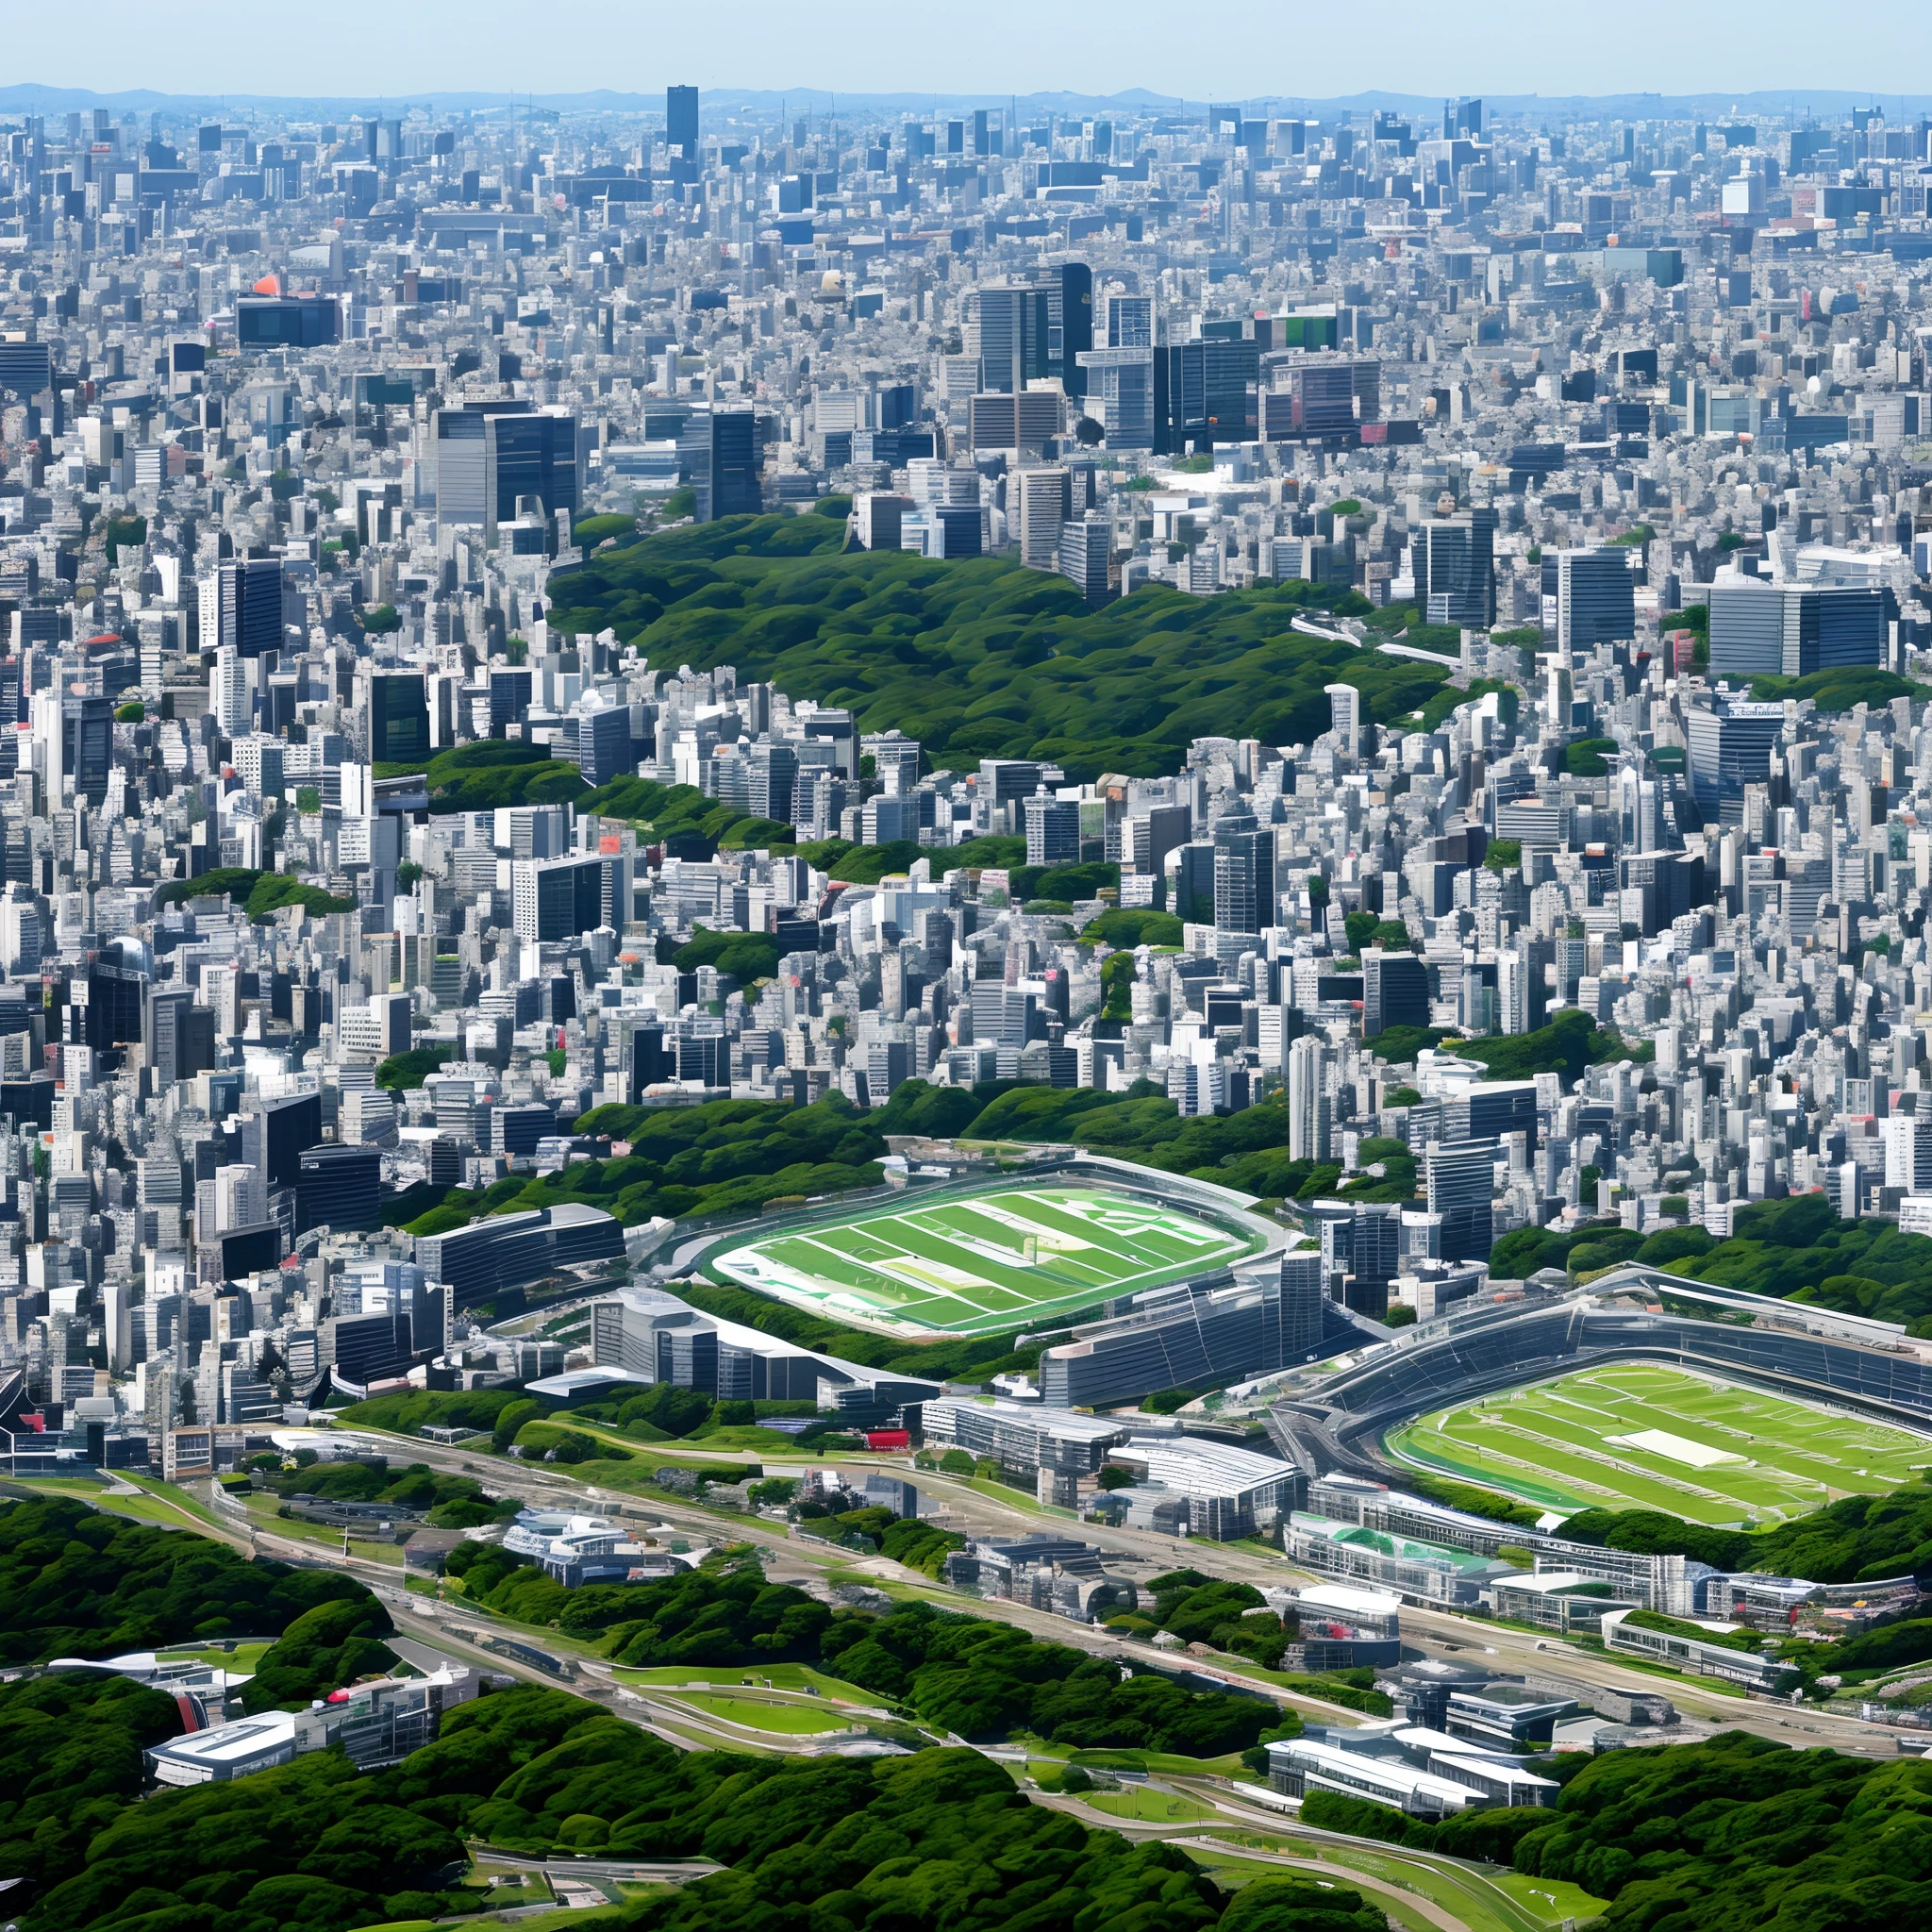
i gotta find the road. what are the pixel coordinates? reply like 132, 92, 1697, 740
294, 1423, 1907, 1757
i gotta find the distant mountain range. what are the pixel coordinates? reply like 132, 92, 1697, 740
0, 82, 1925, 120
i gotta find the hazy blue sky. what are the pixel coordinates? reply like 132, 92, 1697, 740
8, 0, 1931, 103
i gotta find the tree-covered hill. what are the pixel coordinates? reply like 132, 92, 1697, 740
0, 1495, 384, 1666
4, 1507, 1267, 1932
541, 513, 1456, 780
1497, 1187, 1932, 1344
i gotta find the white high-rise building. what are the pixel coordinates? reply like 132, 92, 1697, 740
1288, 1035, 1331, 1163
0, 883, 42, 976
212, 644, 252, 736
1324, 684, 1361, 757
1882, 1114, 1932, 1192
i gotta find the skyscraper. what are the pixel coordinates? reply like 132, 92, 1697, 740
1024, 791, 1080, 866
666, 86, 700, 155
682, 410, 761, 522
1058, 514, 1113, 608
1425, 1139, 1498, 1262
1324, 684, 1361, 756
433, 403, 579, 541
1212, 808, 1274, 933
1279, 1250, 1326, 1357
1155, 337, 1259, 452
1058, 262, 1093, 397
367, 673, 430, 765
1707, 581, 1886, 679
1685, 701, 1784, 828
1074, 346, 1155, 447
1288, 1036, 1331, 1162
1014, 465, 1071, 569
198, 558, 284, 659
1363, 948, 1430, 1038
1348, 1204, 1401, 1319
973, 285, 1051, 393
1556, 547, 1638, 653
1418, 510, 1497, 628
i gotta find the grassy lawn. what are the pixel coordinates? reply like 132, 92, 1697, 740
157, 1641, 274, 1672
246, 1494, 405, 1564
1018, 1740, 1251, 1777
1390, 1361, 1932, 1525
1184, 1850, 1443, 1932
665, 1690, 854, 1735
680, 1425, 823, 1454
125, 1473, 226, 1522
1491, 1872, 1611, 1924
642, 1710, 791, 1757
612, 1663, 876, 1701
1197, 1831, 1604, 1932
713, 1185, 1259, 1341
818, 1564, 952, 1606
1084, 1788, 1217, 1824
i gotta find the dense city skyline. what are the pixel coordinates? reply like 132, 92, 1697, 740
8, 64, 1932, 1932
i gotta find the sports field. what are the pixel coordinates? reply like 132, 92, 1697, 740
1387, 1362, 1932, 1526
713, 1185, 1259, 1337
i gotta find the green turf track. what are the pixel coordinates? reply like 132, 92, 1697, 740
713, 1185, 1260, 1337
1387, 1362, 1932, 1525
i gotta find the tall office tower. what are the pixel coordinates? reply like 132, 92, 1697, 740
1074, 346, 1155, 447
1556, 547, 1638, 653
1418, 510, 1497, 627
1212, 808, 1274, 934
1024, 791, 1080, 867
1685, 701, 1785, 828
973, 285, 1052, 393
1707, 581, 1886, 678
1014, 465, 1071, 570
367, 672, 430, 765
683, 410, 761, 522
1108, 295, 1153, 346
145, 988, 215, 1084
666, 85, 699, 155
1425, 1139, 1498, 1261
1279, 1250, 1326, 1357
1496, 945, 1530, 1035
1362, 947, 1429, 1038
1882, 1113, 1932, 1191
512, 855, 607, 944
197, 558, 284, 659
432, 403, 579, 540
0, 883, 42, 977
1288, 1036, 1331, 1162
211, 646, 252, 737
1348, 1204, 1401, 1319
1444, 97, 1484, 139
1324, 683, 1361, 756
1058, 514, 1112, 609
1154, 337, 1259, 452
1263, 354, 1380, 439
1058, 262, 1092, 397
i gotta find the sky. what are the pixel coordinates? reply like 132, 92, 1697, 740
6, 0, 1932, 104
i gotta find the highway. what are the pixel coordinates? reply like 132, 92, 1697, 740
283, 1421, 1907, 1757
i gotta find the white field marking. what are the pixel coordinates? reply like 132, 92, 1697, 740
1041, 1191, 1236, 1249
1603, 1428, 1748, 1469
931, 1199, 1100, 1253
